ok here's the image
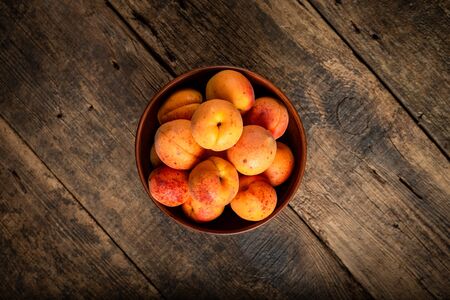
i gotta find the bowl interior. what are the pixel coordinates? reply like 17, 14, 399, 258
136, 66, 306, 234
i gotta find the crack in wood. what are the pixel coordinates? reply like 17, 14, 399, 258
131, 10, 157, 36
350, 21, 361, 34
296, 0, 310, 12
387, 135, 408, 162
9, 168, 28, 194
398, 176, 423, 200
130, 9, 177, 63
370, 168, 386, 185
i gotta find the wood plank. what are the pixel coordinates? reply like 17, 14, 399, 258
0, 117, 160, 298
108, 0, 450, 298
0, 0, 369, 298
309, 0, 450, 156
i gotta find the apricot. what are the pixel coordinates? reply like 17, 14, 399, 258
149, 166, 190, 207
206, 70, 255, 113
231, 175, 277, 221
157, 88, 202, 124
245, 97, 288, 139
191, 99, 243, 151
189, 156, 239, 207
155, 119, 204, 170
263, 142, 294, 186
227, 125, 276, 175
150, 143, 162, 167
182, 197, 224, 223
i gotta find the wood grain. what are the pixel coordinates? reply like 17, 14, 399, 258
0, 0, 368, 298
0, 117, 160, 298
108, 0, 450, 298
310, 0, 450, 156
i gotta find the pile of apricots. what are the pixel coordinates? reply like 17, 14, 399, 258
149, 70, 294, 222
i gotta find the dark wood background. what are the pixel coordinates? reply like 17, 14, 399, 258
1, 0, 448, 298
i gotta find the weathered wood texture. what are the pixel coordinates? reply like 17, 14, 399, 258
310, 0, 450, 156
0, 118, 160, 298
0, 0, 369, 298
108, 0, 450, 298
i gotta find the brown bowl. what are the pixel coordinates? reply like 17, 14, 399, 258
135, 66, 307, 234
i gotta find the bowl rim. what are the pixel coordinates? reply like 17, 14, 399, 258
135, 65, 307, 235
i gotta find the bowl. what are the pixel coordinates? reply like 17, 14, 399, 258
135, 66, 307, 234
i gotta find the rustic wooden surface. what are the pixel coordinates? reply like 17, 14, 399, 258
0, 0, 448, 298
0, 118, 160, 298
0, 0, 368, 299
109, 0, 450, 298
310, 0, 450, 157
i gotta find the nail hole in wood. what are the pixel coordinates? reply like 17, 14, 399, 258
112, 60, 120, 70
371, 33, 380, 40
9, 168, 27, 193
351, 21, 361, 34
177, 0, 187, 10
56, 112, 63, 119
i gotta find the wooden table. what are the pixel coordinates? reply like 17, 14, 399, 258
1, 0, 449, 298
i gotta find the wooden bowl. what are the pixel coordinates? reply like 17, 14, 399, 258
135, 66, 307, 234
